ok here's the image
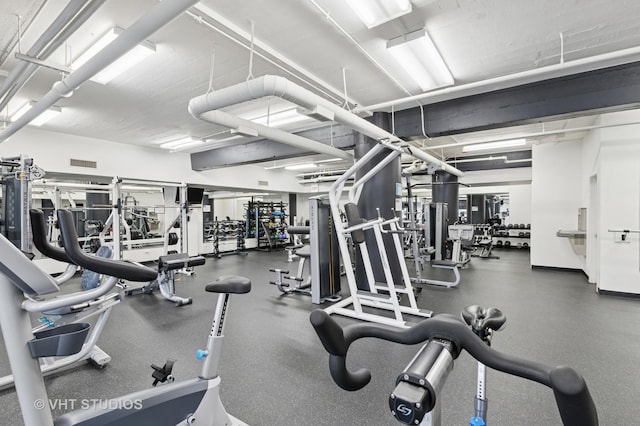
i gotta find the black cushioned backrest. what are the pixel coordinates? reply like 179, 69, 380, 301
344, 203, 365, 244
57, 210, 157, 282
29, 209, 74, 264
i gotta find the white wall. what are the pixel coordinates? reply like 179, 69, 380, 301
581, 123, 601, 283
0, 127, 306, 193
530, 141, 584, 269
595, 111, 640, 294
506, 185, 531, 226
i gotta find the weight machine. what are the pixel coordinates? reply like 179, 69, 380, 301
269, 197, 342, 304
324, 142, 433, 328
0, 155, 45, 252
406, 197, 462, 289
100, 177, 190, 263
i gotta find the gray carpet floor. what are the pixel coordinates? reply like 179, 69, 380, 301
0, 249, 637, 425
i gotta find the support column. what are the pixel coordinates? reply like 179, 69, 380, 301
354, 112, 402, 291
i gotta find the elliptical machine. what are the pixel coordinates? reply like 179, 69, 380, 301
0, 209, 251, 426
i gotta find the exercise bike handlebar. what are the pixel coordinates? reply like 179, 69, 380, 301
309, 310, 598, 426
57, 210, 157, 282
29, 209, 75, 265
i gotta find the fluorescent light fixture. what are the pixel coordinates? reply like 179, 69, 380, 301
284, 163, 318, 171
249, 109, 309, 128
345, 0, 412, 28
11, 101, 62, 126
387, 29, 454, 91
160, 137, 203, 150
446, 156, 508, 164
71, 27, 156, 84
264, 158, 343, 170
462, 139, 527, 153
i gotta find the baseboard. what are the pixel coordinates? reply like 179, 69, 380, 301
531, 265, 588, 278
597, 289, 640, 299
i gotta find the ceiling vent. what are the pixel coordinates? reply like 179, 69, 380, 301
70, 158, 97, 168
258, 180, 269, 186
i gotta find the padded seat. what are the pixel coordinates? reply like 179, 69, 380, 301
295, 245, 311, 258
205, 275, 251, 294
431, 259, 457, 268
158, 253, 206, 271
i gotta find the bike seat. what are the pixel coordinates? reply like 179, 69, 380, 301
205, 275, 251, 294
461, 305, 507, 333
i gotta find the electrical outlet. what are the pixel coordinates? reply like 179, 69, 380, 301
615, 232, 631, 243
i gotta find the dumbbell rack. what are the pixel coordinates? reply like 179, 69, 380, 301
493, 224, 531, 249
211, 220, 247, 258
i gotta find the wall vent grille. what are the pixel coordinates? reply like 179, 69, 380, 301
70, 159, 97, 168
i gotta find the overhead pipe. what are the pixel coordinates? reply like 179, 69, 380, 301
0, 0, 199, 143
356, 45, 640, 113
188, 75, 462, 176
0, 0, 102, 111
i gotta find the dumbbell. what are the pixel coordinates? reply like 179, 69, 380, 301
518, 232, 525, 237
495, 240, 503, 247
517, 243, 523, 249
525, 232, 530, 238
504, 241, 511, 248
522, 242, 529, 248
526, 224, 531, 229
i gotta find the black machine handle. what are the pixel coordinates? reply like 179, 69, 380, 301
309, 310, 598, 426
29, 209, 75, 265
57, 210, 157, 282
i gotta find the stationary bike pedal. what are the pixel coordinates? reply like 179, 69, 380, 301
151, 358, 176, 387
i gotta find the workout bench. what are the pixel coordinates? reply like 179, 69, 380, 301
125, 252, 205, 306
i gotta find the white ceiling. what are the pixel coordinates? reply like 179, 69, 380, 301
1, 0, 639, 168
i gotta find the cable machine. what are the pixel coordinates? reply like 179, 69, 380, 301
0, 155, 45, 252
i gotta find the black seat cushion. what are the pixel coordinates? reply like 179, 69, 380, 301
206, 275, 251, 294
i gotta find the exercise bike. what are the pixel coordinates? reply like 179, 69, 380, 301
310, 309, 598, 426
0, 210, 119, 391
0, 209, 250, 426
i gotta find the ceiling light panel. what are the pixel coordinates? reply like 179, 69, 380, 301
345, 0, 412, 28
249, 108, 309, 127
71, 27, 156, 84
284, 163, 318, 171
160, 137, 203, 150
387, 29, 454, 91
10, 102, 62, 126
462, 139, 527, 152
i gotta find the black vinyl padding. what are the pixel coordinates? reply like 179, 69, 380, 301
461, 305, 507, 332
57, 210, 157, 282
158, 253, 205, 271
344, 203, 365, 244
205, 275, 251, 294
287, 226, 310, 235
29, 209, 74, 264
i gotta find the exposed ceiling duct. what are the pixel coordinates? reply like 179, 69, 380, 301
188, 75, 462, 176
0, 0, 200, 143
193, 108, 352, 160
